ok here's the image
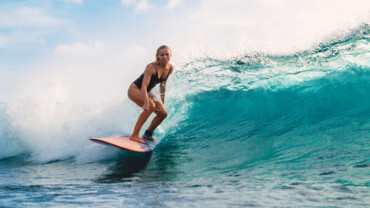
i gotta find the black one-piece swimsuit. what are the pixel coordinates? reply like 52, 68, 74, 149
133, 63, 170, 92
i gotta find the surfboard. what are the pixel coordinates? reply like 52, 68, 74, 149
89, 136, 152, 153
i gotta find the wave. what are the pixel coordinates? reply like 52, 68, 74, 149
160, 64, 369, 174
156, 24, 370, 175
0, 24, 369, 167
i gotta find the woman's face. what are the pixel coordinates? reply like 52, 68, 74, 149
157, 48, 171, 65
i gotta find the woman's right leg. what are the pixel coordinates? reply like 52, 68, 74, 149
127, 84, 155, 144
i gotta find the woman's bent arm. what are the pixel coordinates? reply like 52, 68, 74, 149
160, 82, 166, 103
141, 65, 156, 110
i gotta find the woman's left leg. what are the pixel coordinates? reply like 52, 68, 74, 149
145, 100, 168, 139
127, 83, 156, 144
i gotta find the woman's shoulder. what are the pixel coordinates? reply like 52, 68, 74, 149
145, 63, 157, 74
147, 62, 157, 68
169, 64, 174, 73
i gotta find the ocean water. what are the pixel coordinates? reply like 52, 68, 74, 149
0, 24, 369, 207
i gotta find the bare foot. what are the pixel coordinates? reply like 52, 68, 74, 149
142, 134, 155, 142
147, 137, 155, 142
129, 135, 146, 144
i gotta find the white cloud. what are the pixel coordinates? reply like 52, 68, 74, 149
121, 0, 135, 5
167, 0, 181, 9
123, 0, 181, 10
0, 7, 66, 29
54, 42, 105, 58
121, 0, 151, 11
180, 0, 370, 54
118, 45, 148, 65
0, 6, 68, 49
136, 0, 150, 11
59, 0, 84, 4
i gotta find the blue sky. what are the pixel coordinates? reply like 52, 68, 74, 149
0, 0, 187, 67
0, 0, 369, 102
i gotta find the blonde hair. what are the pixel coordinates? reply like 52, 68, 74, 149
155, 45, 172, 64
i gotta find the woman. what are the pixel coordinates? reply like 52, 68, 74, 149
127, 45, 174, 144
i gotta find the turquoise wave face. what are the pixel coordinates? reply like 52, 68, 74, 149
156, 24, 369, 180
162, 66, 369, 174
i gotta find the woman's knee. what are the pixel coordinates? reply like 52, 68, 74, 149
158, 108, 168, 119
146, 100, 156, 112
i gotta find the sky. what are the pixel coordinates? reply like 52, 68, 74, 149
0, 0, 369, 102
